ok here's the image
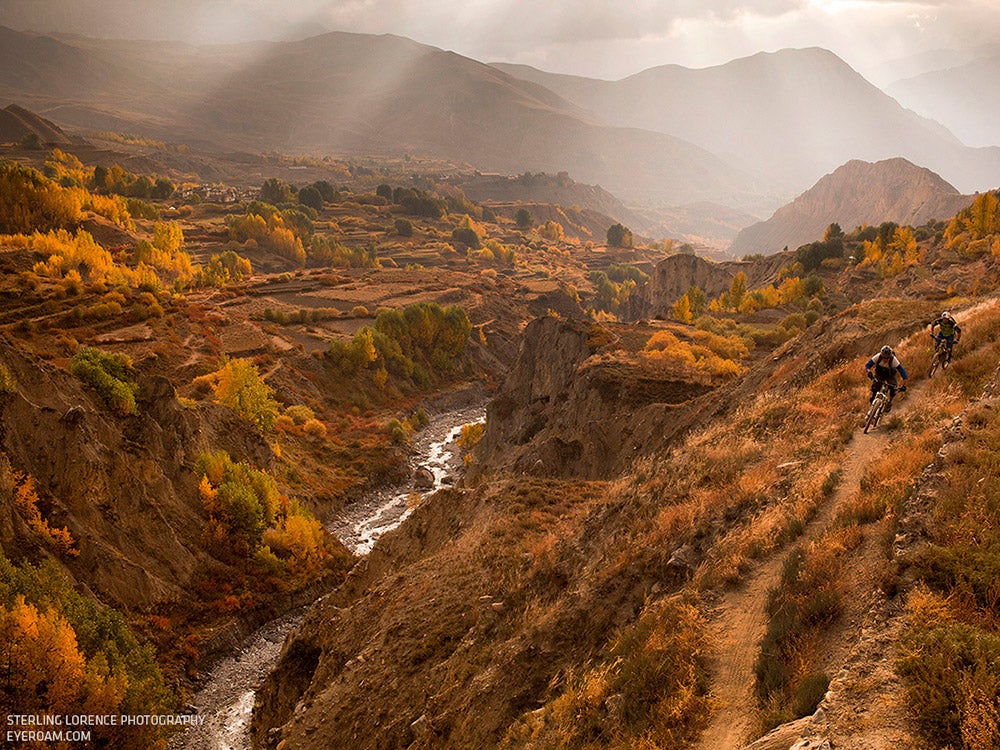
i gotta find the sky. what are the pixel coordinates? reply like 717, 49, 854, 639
1, 0, 999, 82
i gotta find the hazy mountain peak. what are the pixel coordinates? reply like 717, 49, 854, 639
728, 157, 973, 256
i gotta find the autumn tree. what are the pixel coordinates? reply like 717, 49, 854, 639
729, 271, 747, 311
538, 220, 565, 242
0, 162, 82, 234
672, 294, 693, 323
212, 358, 280, 432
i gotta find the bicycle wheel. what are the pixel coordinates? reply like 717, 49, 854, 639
863, 398, 882, 433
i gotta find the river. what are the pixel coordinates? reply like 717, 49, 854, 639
167, 403, 485, 750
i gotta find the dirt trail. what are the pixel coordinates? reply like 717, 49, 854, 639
692, 417, 896, 750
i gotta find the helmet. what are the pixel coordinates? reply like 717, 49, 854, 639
941, 311, 952, 320
880, 345, 893, 357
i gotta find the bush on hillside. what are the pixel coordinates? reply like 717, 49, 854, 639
69, 347, 138, 416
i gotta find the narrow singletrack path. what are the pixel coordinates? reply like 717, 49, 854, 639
691, 410, 902, 750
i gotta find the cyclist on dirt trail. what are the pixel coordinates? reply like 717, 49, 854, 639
865, 345, 908, 413
929, 311, 962, 362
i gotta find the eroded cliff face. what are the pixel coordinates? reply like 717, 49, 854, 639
471, 315, 714, 479
0, 338, 272, 610
640, 252, 791, 319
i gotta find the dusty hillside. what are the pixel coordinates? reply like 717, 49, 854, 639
253, 191, 1000, 749
0, 103, 79, 145
0, 145, 697, 741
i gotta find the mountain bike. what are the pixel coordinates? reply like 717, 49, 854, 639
863, 380, 894, 434
927, 338, 952, 378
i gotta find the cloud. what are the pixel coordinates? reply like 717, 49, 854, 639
0, 0, 996, 78
317, 0, 807, 47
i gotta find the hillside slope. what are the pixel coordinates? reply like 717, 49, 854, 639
0, 103, 79, 145
729, 158, 974, 256
252, 196, 1000, 749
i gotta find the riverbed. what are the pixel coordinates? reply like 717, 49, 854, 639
167, 403, 485, 750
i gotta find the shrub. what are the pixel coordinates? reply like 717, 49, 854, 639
283, 405, 315, 425
302, 418, 327, 437
69, 347, 138, 416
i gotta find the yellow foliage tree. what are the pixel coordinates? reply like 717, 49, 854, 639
213, 359, 280, 432
672, 294, 693, 323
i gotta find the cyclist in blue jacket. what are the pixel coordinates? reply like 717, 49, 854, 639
865, 345, 908, 413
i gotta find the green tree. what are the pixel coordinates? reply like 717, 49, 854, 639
19, 132, 43, 150
297, 185, 323, 210
607, 223, 633, 248
259, 178, 294, 205
686, 285, 707, 316
515, 208, 533, 229
312, 180, 336, 202
151, 178, 175, 199
376, 184, 393, 200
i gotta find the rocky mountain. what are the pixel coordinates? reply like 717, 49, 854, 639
493, 48, 1000, 197
887, 52, 1000, 148
0, 26, 758, 206
728, 158, 975, 256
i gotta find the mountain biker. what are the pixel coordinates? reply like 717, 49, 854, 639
929, 311, 962, 362
865, 345, 908, 413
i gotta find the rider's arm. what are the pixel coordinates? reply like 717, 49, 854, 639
896, 362, 908, 381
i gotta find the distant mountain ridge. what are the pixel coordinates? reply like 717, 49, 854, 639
492, 49, 1000, 196
0, 26, 760, 207
728, 158, 975, 256
887, 53, 1000, 148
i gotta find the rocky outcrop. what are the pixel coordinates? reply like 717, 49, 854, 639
471, 316, 714, 479
640, 252, 790, 318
